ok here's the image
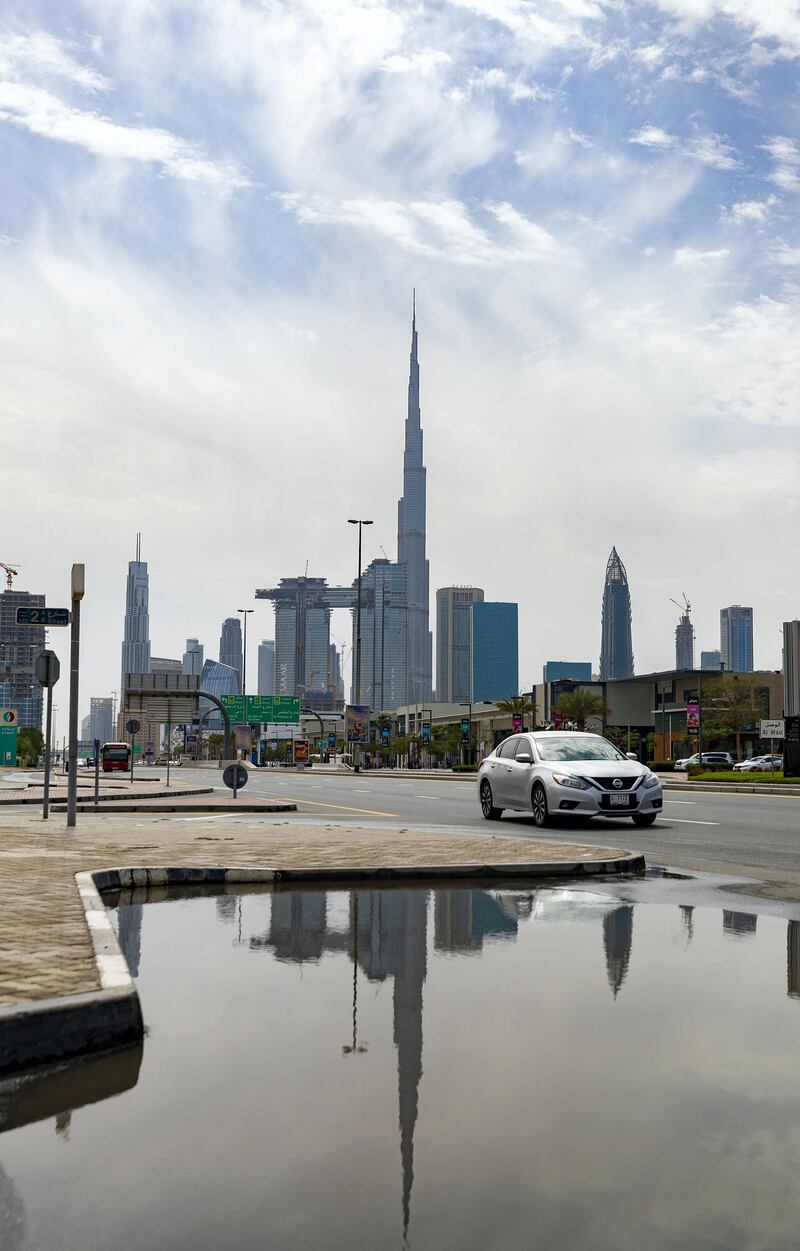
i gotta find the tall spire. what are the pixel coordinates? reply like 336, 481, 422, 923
600, 546, 634, 680
398, 293, 432, 702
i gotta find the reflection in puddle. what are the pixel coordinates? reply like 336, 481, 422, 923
2, 885, 800, 1250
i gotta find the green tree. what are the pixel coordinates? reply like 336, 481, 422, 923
553, 689, 610, 732
17, 727, 44, 766
206, 732, 223, 760
701, 675, 768, 760
431, 723, 460, 764
605, 726, 637, 753
496, 695, 535, 721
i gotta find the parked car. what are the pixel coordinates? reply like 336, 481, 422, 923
734, 755, 782, 772
674, 751, 734, 770
477, 731, 663, 828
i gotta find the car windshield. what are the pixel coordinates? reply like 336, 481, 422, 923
534, 736, 626, 763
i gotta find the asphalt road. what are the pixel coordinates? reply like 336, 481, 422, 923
171, 765, 800, 889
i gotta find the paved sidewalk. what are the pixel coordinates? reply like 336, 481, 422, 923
0, 780, 212, 806
0, 808, 640, 1010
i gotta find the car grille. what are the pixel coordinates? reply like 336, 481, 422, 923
588, 775, 639, 791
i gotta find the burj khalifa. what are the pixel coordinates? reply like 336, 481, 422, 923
397, 294, 432, 702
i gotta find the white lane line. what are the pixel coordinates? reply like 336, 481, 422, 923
415, 794, 441, 800
667, 817, 720, 826
663, 799, 696, 805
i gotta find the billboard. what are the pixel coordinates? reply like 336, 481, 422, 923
345, 705, 369, 744
460, 719, 470, 744
512, 713, 522, 733
686, 698, 700, 735
293, 739, 310, 764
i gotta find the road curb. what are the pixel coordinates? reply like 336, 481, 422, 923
663, 780, 800, 796
0, 848, 644, 1074
62, 801, 299, 814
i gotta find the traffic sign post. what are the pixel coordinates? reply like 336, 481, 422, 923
0, 725, 17, 766
222, 762, 248, 799
35, 649, 60, 820
221, 695, 300, 725
126, 719, 141, 783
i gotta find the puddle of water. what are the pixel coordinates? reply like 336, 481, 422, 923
2, 884, 800, 1250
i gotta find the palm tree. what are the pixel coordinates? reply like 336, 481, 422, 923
554, 689, 610, 731
496, 695, 535, 721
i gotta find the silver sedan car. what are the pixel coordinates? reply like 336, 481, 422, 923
477, 731, 663, 828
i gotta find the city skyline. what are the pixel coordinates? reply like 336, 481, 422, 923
2, 2, 798, 721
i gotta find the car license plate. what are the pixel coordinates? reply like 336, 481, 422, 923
609, 794, 630, 806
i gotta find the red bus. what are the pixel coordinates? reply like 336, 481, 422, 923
101, 741, 131, 772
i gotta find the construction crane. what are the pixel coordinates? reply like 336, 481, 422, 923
1, 562, 19, 590
670, 593, 691, 617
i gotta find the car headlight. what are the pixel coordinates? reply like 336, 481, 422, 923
552, 773, 589, 790
642, 771, 660, 788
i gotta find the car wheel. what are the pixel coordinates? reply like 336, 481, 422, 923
531, 782, 550, 828
632, 813, 657, 827
479, 779, 503, 821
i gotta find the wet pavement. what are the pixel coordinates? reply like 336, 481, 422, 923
2, 872, 800, 1249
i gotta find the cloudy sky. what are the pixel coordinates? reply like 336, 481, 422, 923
2, 0, 799, 719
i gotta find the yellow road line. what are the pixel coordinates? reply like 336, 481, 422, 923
282, 796, 401, 819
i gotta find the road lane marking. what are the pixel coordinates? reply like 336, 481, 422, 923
281, 797, 401, 818
415, 795, 441, 800
667, 817, 720, 826
663, 799, 696, 805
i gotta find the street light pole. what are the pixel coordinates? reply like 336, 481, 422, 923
238, 608, 254, 762
348, 518, 373, 773
66, 563, 85, 829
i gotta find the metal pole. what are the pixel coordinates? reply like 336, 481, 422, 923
130, 729, 135, 783
43, 683, 54, 820
355, 524, 363, 774
66, 584, 82, 829
93, 737, 100, 807
166, 716, 171, 787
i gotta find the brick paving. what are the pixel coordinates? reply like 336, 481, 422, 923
0, 807, 637, 1010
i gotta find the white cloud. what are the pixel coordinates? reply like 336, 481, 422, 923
630, 125, 740, 170
673, 246, 730, 266
468, 66, 552, 101
276, 191, 559, 264
0, 81, 250, 190
629, 125, 677, 148
650, 1, 800, 57
381, 49, 452, 76
686, 133, 740, 170
723, 197, 778, 224
760, 135, 800, 191
0, 30, 110, 93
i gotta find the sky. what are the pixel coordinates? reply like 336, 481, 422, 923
1, 0, 799, 722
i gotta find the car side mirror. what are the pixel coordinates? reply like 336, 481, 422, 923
516, 752, 533, 764
626, 752, 638, 761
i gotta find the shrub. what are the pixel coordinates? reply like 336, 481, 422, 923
650, 761, 675, 771
690, 770, 788, 783
451, 764, 478, 773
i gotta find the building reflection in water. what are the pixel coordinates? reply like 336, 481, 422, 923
116, 904, 143, 978
788, 921, 800, 1000
723, 911, 758, 939
680, 905, 694, 944
0, 1162, 26, 1251
215, 895, 237, 925
603, 906, 634, 999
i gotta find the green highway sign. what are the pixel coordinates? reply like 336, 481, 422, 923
221, 695, 300, 725
0, 725, 18, 765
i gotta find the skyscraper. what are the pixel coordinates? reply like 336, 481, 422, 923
720, 605, 753, 673
219, 617, 243, 688
88, 697, 114, 745
256, 577, 354, 700
0, 588, 45, 729
120, 534, 150, 701
784, 621, 800, 717
397, 295, 432, 703
701, 649, 722, 671
257, 639, 275, 697
436, 587, 484, 704
182, 638, 204, 676
599, 547, 634, 680
353, 558, 408, 710
471, 601, 518, 701
675, 608, 694, 670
